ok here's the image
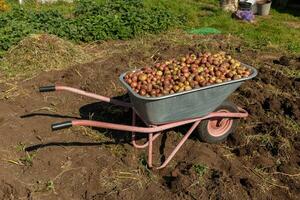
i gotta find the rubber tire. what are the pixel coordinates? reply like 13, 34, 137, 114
197, 100, 239, 144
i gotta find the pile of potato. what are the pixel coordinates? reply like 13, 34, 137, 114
124, 52, 251, 97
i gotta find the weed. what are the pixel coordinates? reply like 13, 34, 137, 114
99, 166, 149, 191
139, 153, 152, 178
6, 159, 24, 166
0, 82, 22, 100
273, 114, 300, 136
245, 134, 274, 147
1, 0, 299, 61
280, 68, 300, 78
261, 135, 274, 147
15, 142, 26, 152
0, 0, 183, 57
277, 136, 292, 157
73, 126, 112, 141
45, 180, 55, 191
19, 152, 35, 166
109, 145, 126, 157
193, 163, 207, 178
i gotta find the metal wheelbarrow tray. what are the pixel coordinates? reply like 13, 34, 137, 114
119, 63, 257, 125
37, 63, 257, 169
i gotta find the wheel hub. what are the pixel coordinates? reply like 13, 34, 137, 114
207, 110, 233, 137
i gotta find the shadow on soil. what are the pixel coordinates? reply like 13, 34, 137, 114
78, 93, 134, 144
23, 93, 201, 163
20, 113, 81, 119
23, 93, 167, 152
79, 95, 201, 163
25, 141, 117, 151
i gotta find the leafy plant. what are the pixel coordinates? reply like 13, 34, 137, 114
45, 180, 55, 191
193, 163, 207, 177
0, 0, 185, 57
139, 153, 153, 178
19, 152, 35, 166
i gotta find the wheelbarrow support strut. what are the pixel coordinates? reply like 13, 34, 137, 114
39, 85, 248, 169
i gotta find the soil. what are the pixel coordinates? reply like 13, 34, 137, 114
0, 34, 300, 200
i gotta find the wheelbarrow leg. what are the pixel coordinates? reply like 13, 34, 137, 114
131, 110, 201, 169
156, 120, 201, 169
130, 111, 159, 168
131, 111, 161, 149
148, 133, 153, 168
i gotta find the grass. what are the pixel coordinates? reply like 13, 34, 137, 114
45, 180, 55, 192
0, 34, 93, 78
2, 0, 300, 55
244, 112, 297, 161
72, 126, 112, 142
139, 153, 153, 178
0, 0, 299, 79
98, 165, 152, 192
145, 0, 300, 54
109, 145, 127, 157
19, 151, 35, 166
190, 163, 208, 187
280, 67, 300, 78
15, 142, 26, 152
282, 116, 300, 134
245, 134, 274, 147
193, 163, 208, 178
195, 6, 300, 54
70, 126, 129, 157
249, 166, 290, 191
193, 164, 207, 177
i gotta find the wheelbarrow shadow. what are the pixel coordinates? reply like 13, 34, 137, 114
78, 93, 134, 144
77, 93, 170, 143
78, 95, 200, 165
24, 93, 151, 152
24, 93, 198, 164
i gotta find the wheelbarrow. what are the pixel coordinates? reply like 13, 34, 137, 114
38, 64, 257, 169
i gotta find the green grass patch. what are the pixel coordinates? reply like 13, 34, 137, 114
1, 0, 300, 78
193, 163, 208, 177
1, 0, 299, 57
146, 0, 300, 54
0, 0, 185, 57
279, 67, 300, 78
19, 151, 35, 166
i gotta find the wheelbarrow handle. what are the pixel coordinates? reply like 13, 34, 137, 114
39, 84, 132, 107
52, 121, 72, 131
39, 85, 56, 92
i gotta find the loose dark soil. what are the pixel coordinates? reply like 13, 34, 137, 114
0, 34, 299, 200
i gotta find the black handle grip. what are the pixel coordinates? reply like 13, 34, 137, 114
39, 85, 56, 92
51, 121, 72, 131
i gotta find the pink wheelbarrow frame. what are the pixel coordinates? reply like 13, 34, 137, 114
39, 85, 248, 169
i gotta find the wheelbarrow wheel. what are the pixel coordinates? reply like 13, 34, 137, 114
197, 100, 239, 143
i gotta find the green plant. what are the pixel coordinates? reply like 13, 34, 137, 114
0, 0, 184, 57
15, 142, 26, 152
19, 152, 35, 166
1, 0, 300, 58
193, 163, 207, 177
139, 153, 152, 177
45, 180, 55, 191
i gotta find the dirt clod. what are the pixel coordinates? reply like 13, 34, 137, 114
279, 56, 290, 66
